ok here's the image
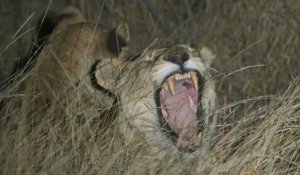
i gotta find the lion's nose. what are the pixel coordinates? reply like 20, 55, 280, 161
164, 52, 189, 66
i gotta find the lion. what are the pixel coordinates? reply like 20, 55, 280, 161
111, 45, 218, 156
103, 44, 219, 173
1, 6, 218, 174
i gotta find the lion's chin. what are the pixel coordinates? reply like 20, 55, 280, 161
157, 71, 203, 152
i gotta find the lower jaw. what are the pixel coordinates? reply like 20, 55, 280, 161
155, 99, 203, 152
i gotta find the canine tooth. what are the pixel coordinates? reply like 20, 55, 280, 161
193, 132, 202, 145
163, 83, 169, 91
190, 72, 198, 91
188, 96, 194, 108
167, 78, 176, 96
162, 109, 168, 119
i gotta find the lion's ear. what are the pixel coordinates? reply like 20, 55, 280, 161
107, 22, 130, 56
95, 22, 130, 91
198, 46, 216, 67
57, 6, 86, 27
91, 58, 121, 92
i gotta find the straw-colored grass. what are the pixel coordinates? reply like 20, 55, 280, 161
0, 0, 299, 174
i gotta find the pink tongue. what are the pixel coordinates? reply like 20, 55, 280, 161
160, 79, 199, 138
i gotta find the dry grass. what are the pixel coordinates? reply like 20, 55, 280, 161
213, 77, 300, 174
0, 0, 300, 174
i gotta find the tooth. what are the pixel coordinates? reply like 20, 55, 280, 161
167, 78, 176, 96
187, 73, 191, 78
175, 74, 179, 80
163, 83, 169, 91
193, 132, 202, 145
188, 96, 194, 108
190, 72, 198, 91
162, 109, 168, 119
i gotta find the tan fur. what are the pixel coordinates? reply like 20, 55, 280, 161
9, 7, 218, 173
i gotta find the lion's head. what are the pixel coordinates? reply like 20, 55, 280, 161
95, 44, 218, 157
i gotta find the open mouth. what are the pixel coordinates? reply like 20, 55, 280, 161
156, 71, 203, 152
